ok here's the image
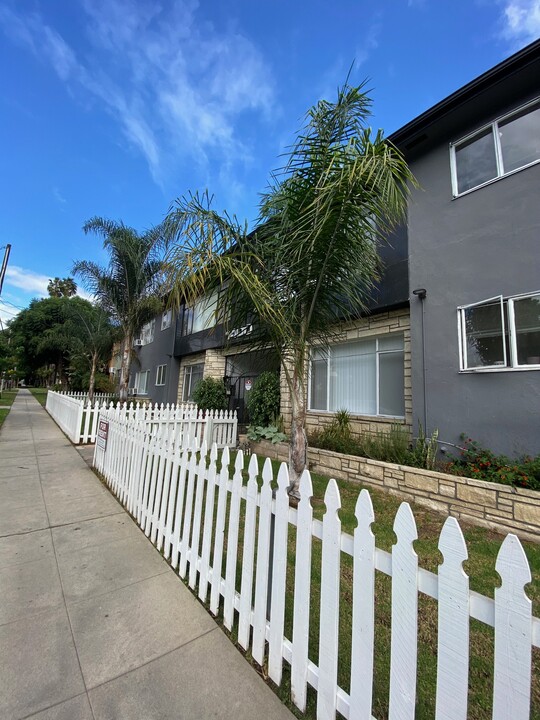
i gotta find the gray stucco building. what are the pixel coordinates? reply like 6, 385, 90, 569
392, 39, 540, 457
128, 309, 180, 405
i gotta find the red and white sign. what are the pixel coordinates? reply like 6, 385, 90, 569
245, 379, 252, 391
97, 419, 109, 451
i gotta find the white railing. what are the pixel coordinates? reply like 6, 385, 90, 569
93, 434, 539, 720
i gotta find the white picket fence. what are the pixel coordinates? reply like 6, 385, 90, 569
93, 432, 539, 720
96, 402, 238, 452
46, 390, 238, 448
46, 391, 117, 443
54, 391, 115, 402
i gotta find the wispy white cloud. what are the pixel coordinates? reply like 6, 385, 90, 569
0, 1, 275, 188
355, 16, 382, 68
5, 266, 50, 297
500, 0, 540, 46
53, 186, 67, 205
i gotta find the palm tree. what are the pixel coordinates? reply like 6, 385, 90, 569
164, 83, 415, 494
47, 277, 77, 297
73, 218, 165, 402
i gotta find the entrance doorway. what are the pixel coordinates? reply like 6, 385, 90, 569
224, 350, 280, 425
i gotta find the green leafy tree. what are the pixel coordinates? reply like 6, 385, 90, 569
73, 218, 165, 402
8, 297, 73, 385
164, 83, 414, 493
47, 277, 77, 297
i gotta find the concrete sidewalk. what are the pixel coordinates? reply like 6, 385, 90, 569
0, 390, 294, 720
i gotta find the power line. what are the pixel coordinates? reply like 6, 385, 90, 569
0, 298, 25, 311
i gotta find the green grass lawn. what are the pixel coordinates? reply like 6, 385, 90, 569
28, 387, 48, 407
0, 388, 18, 428
216, 453, 540, 720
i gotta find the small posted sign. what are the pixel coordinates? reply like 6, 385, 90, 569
245, 378, 252, 391
97, 419, 109, 451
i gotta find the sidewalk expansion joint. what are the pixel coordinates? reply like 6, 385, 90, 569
86, 626, 220, 692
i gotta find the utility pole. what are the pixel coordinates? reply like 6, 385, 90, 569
0, 244, 11, 296
0, 244, 12, 396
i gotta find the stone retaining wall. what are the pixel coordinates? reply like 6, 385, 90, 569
251, 440, 540, 542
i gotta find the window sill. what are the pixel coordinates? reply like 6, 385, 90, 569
459, 365, 540, 374
307, 410, 406, 422
452, 157, 540, 200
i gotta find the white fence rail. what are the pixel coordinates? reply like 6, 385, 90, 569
93, 433, 539, 720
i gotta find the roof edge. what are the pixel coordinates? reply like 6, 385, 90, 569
388, 39, 540, 147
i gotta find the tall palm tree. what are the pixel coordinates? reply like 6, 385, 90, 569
164, 83, 415, 494
73, 218, 165, 402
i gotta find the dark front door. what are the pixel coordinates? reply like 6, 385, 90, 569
225, 350, 280, 426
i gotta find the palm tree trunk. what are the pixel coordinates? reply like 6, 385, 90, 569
288, 366, 307, 498
118, 334, 132, 402
88, 352, 97, 403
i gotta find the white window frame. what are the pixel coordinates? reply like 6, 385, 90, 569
135, 370, 150, 395
450, 96, 540, 198
161, 310, 172, 331
307, 334, 405, 419
458, 291, 540, 372
457, 295, 507, 371
140, 319, 155, 345
156, 364, 167, 386
182, 363, 204, 402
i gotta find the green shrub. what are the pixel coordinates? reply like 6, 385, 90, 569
192, 377, 228, 412
309, 409, 362, 456
247, 425, 287, 444
448, 436, 540, 490
361, 423, 412, 465
246, 372, 281, 426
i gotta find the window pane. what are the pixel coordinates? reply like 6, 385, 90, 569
513, 294, 540, 365
499, 105, 540, 173
330, 341, 376, 415
379, 351, 405, 416
162, 310, 172, 330
455, 129, 497, 193
378, 334, 404, 352
310, 354, 328, 410
464, 301, 505, 367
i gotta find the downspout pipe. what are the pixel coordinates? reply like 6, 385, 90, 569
412, 288, 427, 432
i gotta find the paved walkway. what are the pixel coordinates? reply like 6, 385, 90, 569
0, 390, 294, 720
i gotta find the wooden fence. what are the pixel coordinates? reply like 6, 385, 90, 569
93, 432, 539, 720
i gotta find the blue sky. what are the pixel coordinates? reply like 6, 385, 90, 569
0, 0, 539, 324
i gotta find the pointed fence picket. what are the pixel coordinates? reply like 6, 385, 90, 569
93, 418, 540, 720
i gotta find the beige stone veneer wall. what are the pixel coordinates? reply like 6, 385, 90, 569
252, 439, 540, 542
176, 349, 227, 404
280, 308, 412, 438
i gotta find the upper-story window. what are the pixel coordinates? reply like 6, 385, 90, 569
450, 99, 540, 196
139, 319, 155, 345
161, 310, 172, 330
458, 291, 540, 371
180, 291, 219, 336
